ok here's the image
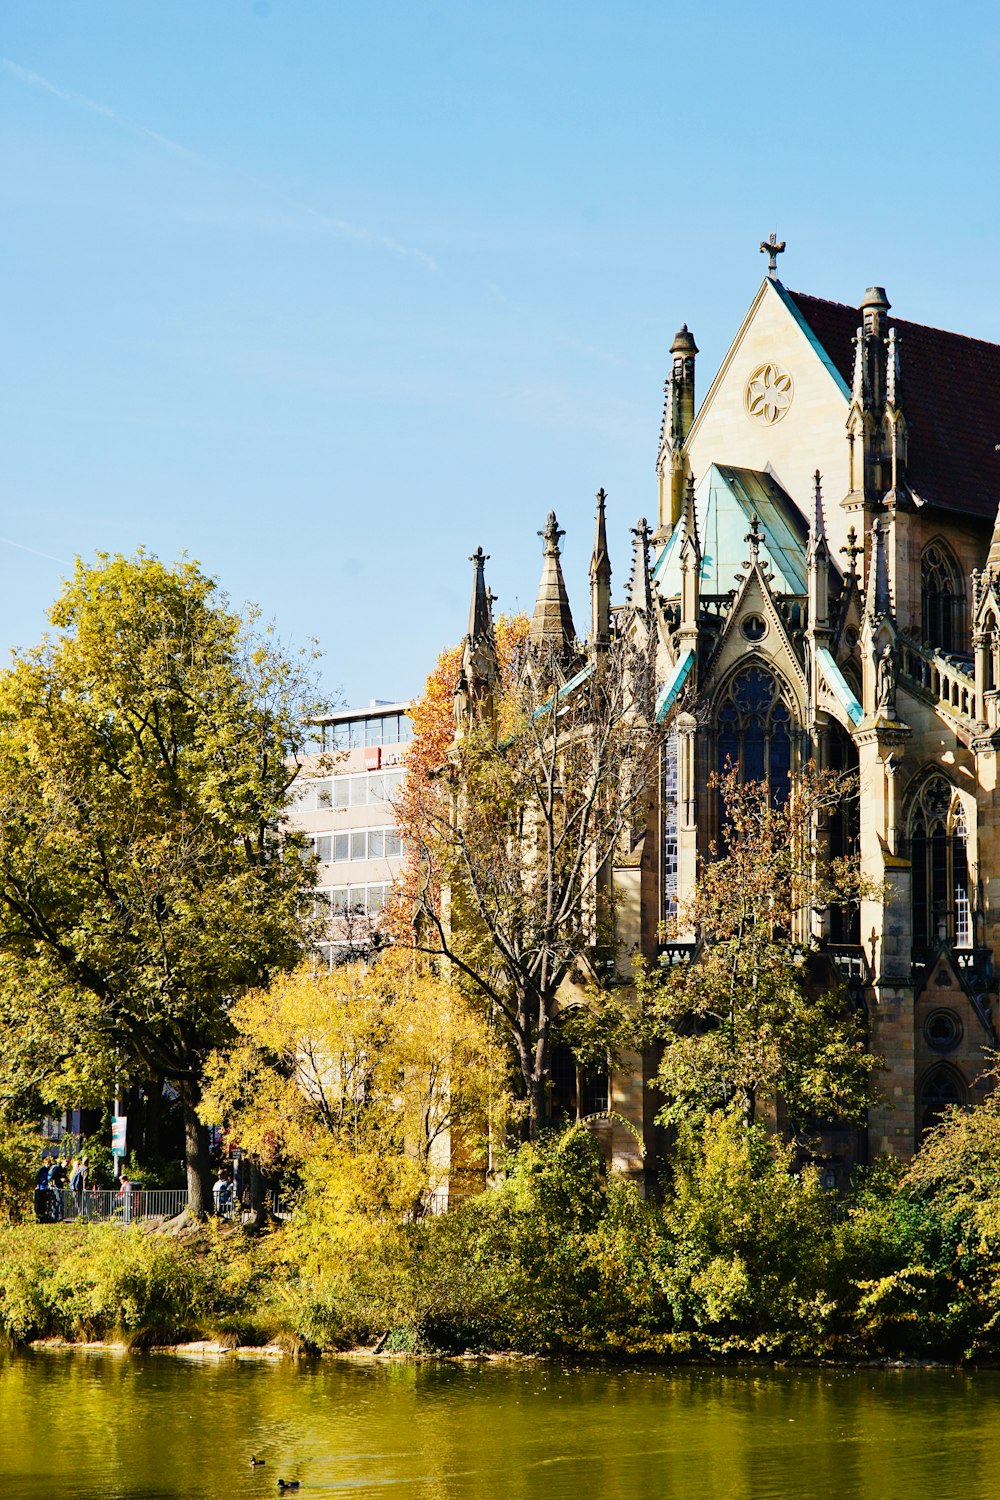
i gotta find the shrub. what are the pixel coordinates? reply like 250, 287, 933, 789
657, 1110, 838, 1354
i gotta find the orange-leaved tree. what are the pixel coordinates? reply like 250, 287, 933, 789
387, 615, 528, 941
393, 618, 664, 1140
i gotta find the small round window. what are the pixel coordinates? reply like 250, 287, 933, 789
924, 1009, 963, 1053
740, 615, 768, 642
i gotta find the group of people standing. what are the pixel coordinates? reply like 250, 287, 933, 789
33, 1155, 89, 1222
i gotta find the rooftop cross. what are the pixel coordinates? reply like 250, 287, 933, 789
759, 231, 786, 279
840, 525, 862, 577
745, 512, 763, 561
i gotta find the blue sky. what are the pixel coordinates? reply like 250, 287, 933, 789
2, 1, 998, 707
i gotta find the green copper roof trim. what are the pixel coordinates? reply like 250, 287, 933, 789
772, 281, 851, 400
816, 646, 863, 725
656, 648, 695, 722
530, 659, 596, 721
650, 516, 681, 584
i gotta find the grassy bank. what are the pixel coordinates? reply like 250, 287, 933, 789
0, 1219, 284, 1351
5, 1115, 1000, 1363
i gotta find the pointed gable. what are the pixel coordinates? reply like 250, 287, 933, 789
681, 279, 852, 549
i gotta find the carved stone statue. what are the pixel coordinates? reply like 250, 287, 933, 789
875, 640, 899, 714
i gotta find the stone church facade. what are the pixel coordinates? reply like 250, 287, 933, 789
460, 248, 1000, 1178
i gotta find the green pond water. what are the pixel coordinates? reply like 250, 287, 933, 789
2, 1351, 997, 1499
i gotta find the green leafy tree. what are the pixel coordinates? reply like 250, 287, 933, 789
644, 766, 878, 1131
0, 552, 326, 1215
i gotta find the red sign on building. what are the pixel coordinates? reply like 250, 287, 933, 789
365, 747, 381, 770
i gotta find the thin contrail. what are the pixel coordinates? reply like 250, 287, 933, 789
0, 535, 69, 566
2, 58, 198, 158
2, 57, 438, 270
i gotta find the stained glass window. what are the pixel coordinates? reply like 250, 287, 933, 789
715, 664, 794, 806
908, 776, 970, 949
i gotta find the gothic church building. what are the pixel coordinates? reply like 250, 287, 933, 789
463, 248, 1000, 1174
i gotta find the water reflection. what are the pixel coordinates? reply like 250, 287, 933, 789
0, 1352, 994, 1499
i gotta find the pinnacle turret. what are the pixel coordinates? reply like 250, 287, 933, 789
626, 518, 653, 616
807, 470, 829, 563
865, 515, 893, 621
454, 546, 499, 730
529, 511, 576, 657
467, 545, 492, 642
590, 488, 612, 647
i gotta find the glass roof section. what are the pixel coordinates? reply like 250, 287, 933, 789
652, 465, 808, 598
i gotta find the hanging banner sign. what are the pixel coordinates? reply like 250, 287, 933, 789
111, 1116, 127, 1157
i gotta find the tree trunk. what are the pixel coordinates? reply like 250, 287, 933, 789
527, 988, 553, 1142
243, 1157, 268, 1234
143, 1079, 163, 1162
528, 1072, 547, 1141
180, 1082, 212, 1218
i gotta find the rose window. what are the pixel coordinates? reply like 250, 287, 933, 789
744, 362, 794, 425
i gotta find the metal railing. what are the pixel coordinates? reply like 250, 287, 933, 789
35, 1188, 189, 1224
418, 1189, 478, 1218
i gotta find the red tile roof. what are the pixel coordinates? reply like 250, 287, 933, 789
787, 289, 1000, 524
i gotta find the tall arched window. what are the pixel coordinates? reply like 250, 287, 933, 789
827, 723, 860, 943
983, 611, 998, 693
716, 663, 794, 805
921, 542, 965, 654
919, 1063, 966, 1135
908, 775, 971, 950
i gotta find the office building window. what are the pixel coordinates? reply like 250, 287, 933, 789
322, 713, 412, 753
310, 828, 401, 865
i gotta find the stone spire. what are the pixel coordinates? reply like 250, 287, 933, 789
679, 476, 701, 639
807, 469, 829, 564
661, 325, 698, 531
883, 325, 909, 501
680, 472, 700, 560
529, 511, 576, 656
669, 326, 698, 448
589, 488, 612, 648
467, 544, 492, 643
865, 515, 893, 622
844, 286, 908, 516
808, 471, 830, 634
626, 518, 654, 616
988, 489, 1000, 574
454, 546, 498, 730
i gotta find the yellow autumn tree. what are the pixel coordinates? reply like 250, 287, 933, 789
200, 948, 508, 1222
